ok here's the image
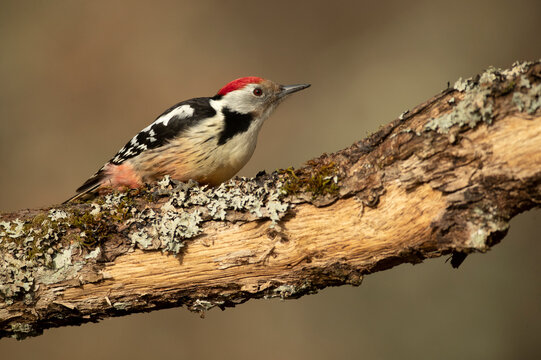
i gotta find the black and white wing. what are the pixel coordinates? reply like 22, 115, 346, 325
67, 97, 217, 201
110, 97, 217, 165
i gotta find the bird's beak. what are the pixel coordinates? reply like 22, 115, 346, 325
277, 83, 311, 99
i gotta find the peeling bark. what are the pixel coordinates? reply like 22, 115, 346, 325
1, 61, 540, 340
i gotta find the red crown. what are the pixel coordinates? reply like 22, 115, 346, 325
217, 77, 264, 96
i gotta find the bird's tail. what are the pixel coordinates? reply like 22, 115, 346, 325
63, 170, 105, 204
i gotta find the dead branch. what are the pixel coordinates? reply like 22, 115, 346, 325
1, 61, 540, 340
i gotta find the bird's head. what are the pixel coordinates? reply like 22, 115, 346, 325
215, 77, 310, 118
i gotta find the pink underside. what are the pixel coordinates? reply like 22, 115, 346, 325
217, 76, 264, 95
103, 163, 142, 189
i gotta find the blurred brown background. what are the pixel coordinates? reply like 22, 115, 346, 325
1, 0, 540, 358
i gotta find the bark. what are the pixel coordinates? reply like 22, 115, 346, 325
1, 61, 540, 340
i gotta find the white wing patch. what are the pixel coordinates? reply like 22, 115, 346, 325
147, 104, 195, 129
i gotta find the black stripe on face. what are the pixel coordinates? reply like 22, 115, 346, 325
218, 107, 254, 145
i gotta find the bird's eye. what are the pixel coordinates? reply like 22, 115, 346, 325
253, 88, 263, 96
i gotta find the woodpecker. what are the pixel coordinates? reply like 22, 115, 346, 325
65, 77, 310, 202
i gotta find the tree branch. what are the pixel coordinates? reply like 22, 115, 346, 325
1, 61, 540, 340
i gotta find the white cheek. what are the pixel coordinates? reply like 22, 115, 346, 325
221, 89, 258, 114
